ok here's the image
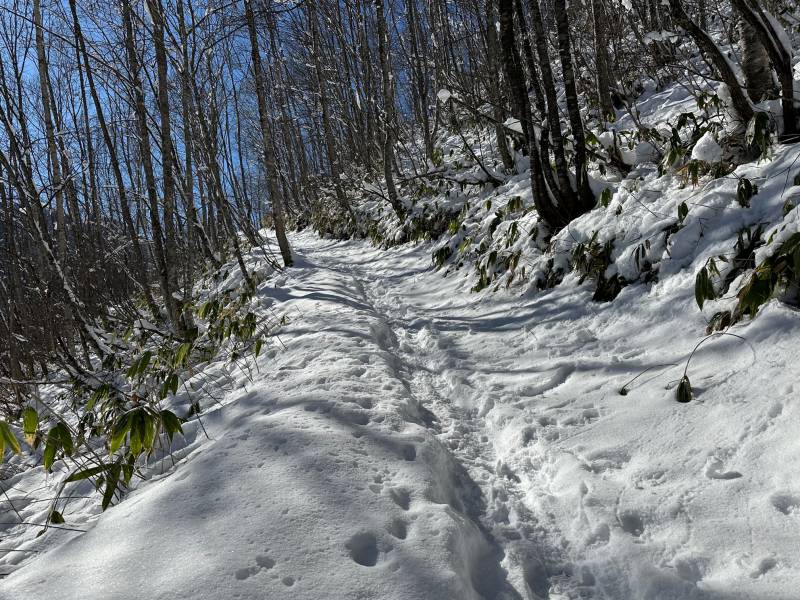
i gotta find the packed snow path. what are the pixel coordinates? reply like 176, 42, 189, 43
2, 231, 799, 599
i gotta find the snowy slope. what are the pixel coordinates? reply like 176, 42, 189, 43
2, 228, 798, 599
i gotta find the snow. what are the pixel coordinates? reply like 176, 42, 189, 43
3, 17, 800, 598
763, 10, 793, 58
597, 131, 614, 149
691, 131, 723, 163
503, 118, 524, 135
2, 222, 799, 598
643, 31, 678, 44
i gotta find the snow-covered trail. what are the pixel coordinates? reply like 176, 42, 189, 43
2, 231, 798, 600
0, 233, 528, 600
295, 232, 800, 600
301, 236, 557, 599
304, 236, 567, 597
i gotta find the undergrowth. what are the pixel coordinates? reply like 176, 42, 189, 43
0, 257, 279, 524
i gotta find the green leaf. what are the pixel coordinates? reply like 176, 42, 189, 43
109, 413, 132, 454
49, 510, 65, 524
43, 430, 58, 471
126, 351, 153, 379
198, 300, 217, 320
695, 267, 710, 309
142, 412, 158, 452
678, 202, 689, 224
87, 384, 109, 412
600, 188, 613, 208
122, 454, 135, 486
174, 343, 192, 368
676, 375, 693, 403
160, 410, 184, 442
128, 411, 143, 456
56, 423, 73, 456
22, 407, 38, 446
0, 422, 21, 460
65, 463, 111, 482
737, 267, 776, 315
160, 373, 180, 400
138, 351, 153, 376
102, 464, 121, 510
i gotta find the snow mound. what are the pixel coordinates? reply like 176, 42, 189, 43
691, 131, 723, 163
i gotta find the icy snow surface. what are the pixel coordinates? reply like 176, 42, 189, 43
2, 230, 799, 599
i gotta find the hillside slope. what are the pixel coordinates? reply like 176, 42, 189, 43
2, 228, 798, 599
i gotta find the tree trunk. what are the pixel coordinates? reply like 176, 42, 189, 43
731, 0, 796, 136
33, 0, 67, 261
244, 0, 293, 267
68, 0, 159, 318
309, 2, 356, 225
147, 0, 183, 330
122, 0, 179, 327
375, 0, 406, 222
526, 0, 578, 212
739, 18, 772, 103
498, 0, 562, 229
485, 0, 515, 172
514, 0, 563, 212
554, 0, 593, 209
669, 0, 754, 126
591, 0, 616, 120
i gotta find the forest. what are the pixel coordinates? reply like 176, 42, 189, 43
0, 0, 798, 598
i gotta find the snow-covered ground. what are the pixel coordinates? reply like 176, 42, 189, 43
2, 228, 798, 599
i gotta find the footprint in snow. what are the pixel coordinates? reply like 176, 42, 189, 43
400, 444, 416, 461
770, 492, 800, 515
335, 408, 370, 426
346, 532, 380, 566
673, 554, 710, 584
582, 447, 630, 474
386, 517, 409, 540
559, 407, 600, 427
389, 487, 411, 511
704, 457, 742, 480
349, 366, 367, 378
618, 510, 645, 537
235, 567, 258, 581
749, 557, 778, 579
585, 522, 610, 547
234, 554, 275, 581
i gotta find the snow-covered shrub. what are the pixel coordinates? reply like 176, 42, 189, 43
0, 258, 278, 517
